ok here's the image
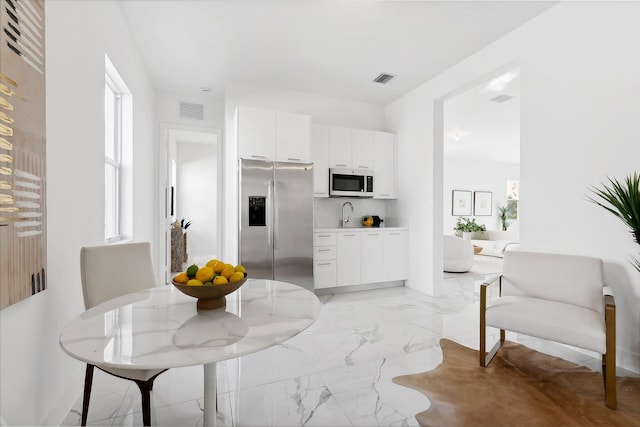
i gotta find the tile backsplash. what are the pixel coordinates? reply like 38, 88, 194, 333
314, 198, 398, 228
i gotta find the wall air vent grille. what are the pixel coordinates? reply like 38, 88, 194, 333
179, 102, 205, 121
373, 73, 395, 84
489, 94, 514, 103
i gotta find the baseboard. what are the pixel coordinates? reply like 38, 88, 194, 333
315, 280, 404, 296
618, 347, 640, 375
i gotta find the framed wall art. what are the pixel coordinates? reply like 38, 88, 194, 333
474, 191, 492, 216
0, 0, 47, 310
452, 190, 472, 216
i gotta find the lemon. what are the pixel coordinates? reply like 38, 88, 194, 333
186, 264, 199, 278
213, 275, 228, 285
221, 266, 235, 279
206, 259, 220, 268
187, 279, 203, 286
195, 266, 214, 283
173, 272, 189, 284
234, 264, 246, 273
213, 262, 226, 274
229, 271, 245, 283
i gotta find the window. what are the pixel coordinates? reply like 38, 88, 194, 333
104, 76, 122, 242
104, 56, 132, 243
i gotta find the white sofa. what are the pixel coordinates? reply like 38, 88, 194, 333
443, 235, 474, 272
470, 230, 520, 258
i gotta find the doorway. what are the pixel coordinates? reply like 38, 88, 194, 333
440, 67, 521, 282
159, 124, 222, 283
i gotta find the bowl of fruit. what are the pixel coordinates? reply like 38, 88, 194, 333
172, 259, 248, 310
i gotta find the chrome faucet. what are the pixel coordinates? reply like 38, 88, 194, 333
341, 201, 354, 226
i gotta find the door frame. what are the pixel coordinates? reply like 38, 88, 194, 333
158, 123, 223, 283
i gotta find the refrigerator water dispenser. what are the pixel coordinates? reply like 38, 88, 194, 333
248, 196, 266, 226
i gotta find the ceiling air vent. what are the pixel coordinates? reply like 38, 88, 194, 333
179, 102, 204, 121
489, 94, 514, 103
373, 73, 395, 84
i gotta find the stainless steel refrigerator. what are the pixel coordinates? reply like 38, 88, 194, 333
239, 159, 314, 291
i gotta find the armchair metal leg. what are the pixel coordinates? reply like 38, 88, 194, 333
604, 293, 616, 409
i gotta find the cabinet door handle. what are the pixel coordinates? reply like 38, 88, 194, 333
335, 164, 347, 167
358, 166, 368, 169
251, 155, 267, 159
318, 262, 331, 266
390, 232, 400, 235
317, 234, 331, 237
318, 249, 331, 252
287, 158, 301, 161
368, 233, 380, 236
380, 194, 390, 197
344, 234, 356, 237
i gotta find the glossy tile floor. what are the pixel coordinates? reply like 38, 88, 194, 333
61, 257, 630, 426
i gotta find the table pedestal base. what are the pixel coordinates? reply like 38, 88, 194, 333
203, 362, 217, 427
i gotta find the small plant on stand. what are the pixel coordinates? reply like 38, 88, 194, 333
497, 205, 511, 231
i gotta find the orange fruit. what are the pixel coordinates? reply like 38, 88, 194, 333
173, 272, 189, 284
213, 275, 228, 285
195, 266, 214, 283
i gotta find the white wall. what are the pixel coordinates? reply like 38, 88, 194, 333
176, 142, 218, 263
443, 158, 520, 233
222, 82, 386, 263
386, 2, 640, 372
0, 2, 158, 424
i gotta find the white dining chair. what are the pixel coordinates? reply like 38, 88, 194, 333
79, 242, 167, 426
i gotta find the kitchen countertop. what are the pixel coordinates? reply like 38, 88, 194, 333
315, 226, 408, 232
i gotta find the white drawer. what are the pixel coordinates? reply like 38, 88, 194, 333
314, 260, 336, 289
314, 246, 336, 260
314, 232, 336, 246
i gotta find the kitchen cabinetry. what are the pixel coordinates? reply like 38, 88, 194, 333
328, 126, 352, 168
336, 232, 361, 287
312, 123, 397, 199
236, 106, 311, 162
313, 232, 337, 289
312, 228, 408, 289
373, 131, 396, 199
311, 124, 329, 197
237, 106, 276, 161
276, 111, 311, 162
383, 230, 408, 281
360, 231, 384, 283
351, 129, 374, 170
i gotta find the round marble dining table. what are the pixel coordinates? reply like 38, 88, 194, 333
59, 279, 322, 426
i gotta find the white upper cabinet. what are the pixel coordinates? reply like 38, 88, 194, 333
237, 106, 276, 161
351, 129, 374, 170
236, 106, 311, 163
276, 111, 311, 163
328, 126, 352, 168
373, 131, 396, 199
312, 124, 329, 197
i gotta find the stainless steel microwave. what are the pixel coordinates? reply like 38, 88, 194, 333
329, 168, 374, 198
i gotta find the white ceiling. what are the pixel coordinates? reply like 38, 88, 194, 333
119, 2, 545, 162
118, 1, 554, 105
444, 69, 520, 164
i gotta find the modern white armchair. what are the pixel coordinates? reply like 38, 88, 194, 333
479, 250, 616, 409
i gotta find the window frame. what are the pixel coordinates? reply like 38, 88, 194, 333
104, 74, 123, 243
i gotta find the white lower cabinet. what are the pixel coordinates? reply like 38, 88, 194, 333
313, 228, 408, 289
361, 231, 384, 284
336, 232, 361, 286
313, 232, 337, 289
383, 230, 408, 281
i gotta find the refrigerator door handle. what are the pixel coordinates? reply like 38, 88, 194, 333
273, 180, 278, 250
267, 179, 274, 248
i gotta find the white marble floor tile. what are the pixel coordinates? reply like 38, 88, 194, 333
228, 374, 352, 427
61, 271, 617, 427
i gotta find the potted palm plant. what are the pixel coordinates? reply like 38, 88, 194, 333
587, 172, 640, 272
